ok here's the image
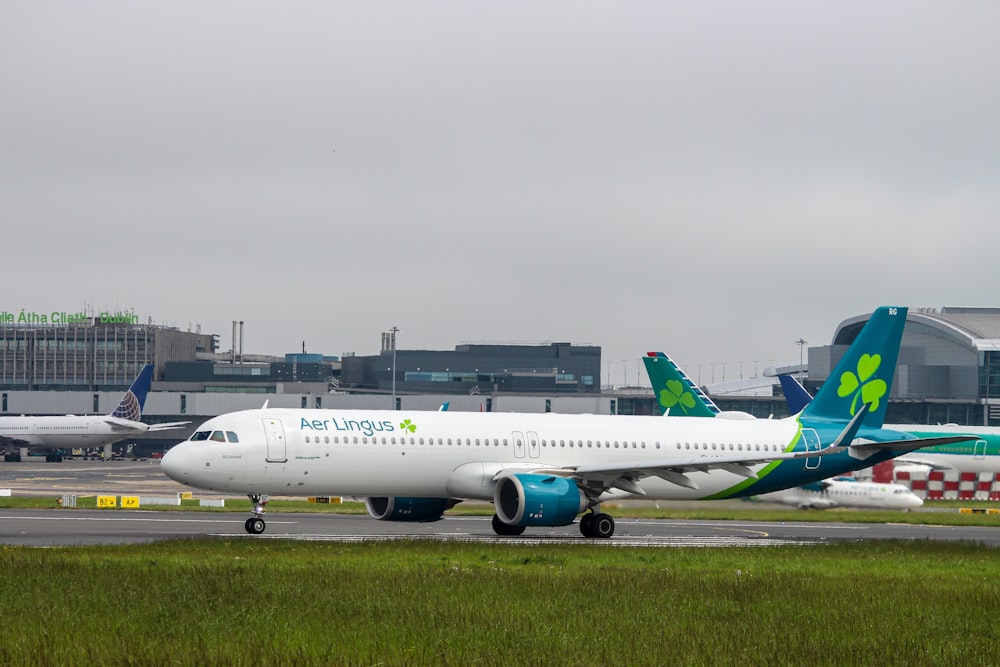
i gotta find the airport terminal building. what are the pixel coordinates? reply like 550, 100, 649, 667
0, 315, 216, 392
4, 307, 1000, 448
805, 307, 1000, 426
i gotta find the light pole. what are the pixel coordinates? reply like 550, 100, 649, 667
795, 338, 807, 380
390, 326, 399, 409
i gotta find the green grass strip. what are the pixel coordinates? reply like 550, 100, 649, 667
0, 539, 998, 665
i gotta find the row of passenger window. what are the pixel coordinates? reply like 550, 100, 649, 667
303, 435, 509, 446
677, 442, 780, 453
301, 435, 781, 453
190, 429, 780, 454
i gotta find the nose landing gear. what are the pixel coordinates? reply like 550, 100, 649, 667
244, 494, 268, 534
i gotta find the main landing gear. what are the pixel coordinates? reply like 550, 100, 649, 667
579, 511, 615, 539
491, 514, 526, 536
244, 494, 268, 535
488, 510, 616, 538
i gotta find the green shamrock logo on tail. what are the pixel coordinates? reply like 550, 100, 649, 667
837, 353, 887, 415
659, 379, 697, 415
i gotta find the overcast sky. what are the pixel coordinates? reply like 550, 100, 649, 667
2, 2, 998, 387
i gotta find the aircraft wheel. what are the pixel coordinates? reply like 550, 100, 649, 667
491, 514, 525, 536
579, 513, 595, 538
591, 513, 615, 539
245, 517, 266, 535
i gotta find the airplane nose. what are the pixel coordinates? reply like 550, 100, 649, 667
160, 443, 191, 483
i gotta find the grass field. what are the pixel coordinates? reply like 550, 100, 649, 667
0, 539, 998, 665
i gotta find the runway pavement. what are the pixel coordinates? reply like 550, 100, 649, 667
2, 459, 1000, 547
0, 458, 220, 498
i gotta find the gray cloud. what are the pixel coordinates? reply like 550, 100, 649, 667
2, 1, 998, 386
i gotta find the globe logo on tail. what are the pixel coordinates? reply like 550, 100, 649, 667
112, 391, 142, 421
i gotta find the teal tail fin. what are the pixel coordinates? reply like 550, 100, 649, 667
643, 352, 720, 417
800, 306, 907, 428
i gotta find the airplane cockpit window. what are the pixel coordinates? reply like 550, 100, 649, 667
226, 431, 239, 443
190, 431, 212, 441
210, 431, 226, 442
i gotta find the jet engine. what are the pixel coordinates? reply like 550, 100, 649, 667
493, 473, 587, 527
364, 497, 458, 522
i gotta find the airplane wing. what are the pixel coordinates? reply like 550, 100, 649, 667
500, 432, 982, 498
503, 448, 825, 496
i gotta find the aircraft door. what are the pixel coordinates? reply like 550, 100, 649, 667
262, 417, 287, 462
527, 431, 540, 458
512, 431, 525, 459
801, 428, 821, 470
975, 440, 987, 459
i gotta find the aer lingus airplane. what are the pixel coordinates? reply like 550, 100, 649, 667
754, 476, 923, 510
1, 365, 188, 462
642, 351, 923, 510
161, 307, 972, 538
777, 373, 1000, 474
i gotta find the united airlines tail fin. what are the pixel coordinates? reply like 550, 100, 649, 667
778, 374, 813, 414
643, 352, 720, 417
110, 364, 154, 421
799, 306, 906, 429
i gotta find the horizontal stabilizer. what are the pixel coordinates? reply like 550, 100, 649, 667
104, 418, 147, 432
850, 435, 980, 453
146, 422, 191, 431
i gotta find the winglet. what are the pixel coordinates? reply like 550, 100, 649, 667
110, 364, 154, 421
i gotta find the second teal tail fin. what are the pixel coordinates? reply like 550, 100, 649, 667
643, 352, 720, 417
800, 306, 907, 428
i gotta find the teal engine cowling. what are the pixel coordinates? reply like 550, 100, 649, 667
365, 497, 458, 522
494, 473, 587, 527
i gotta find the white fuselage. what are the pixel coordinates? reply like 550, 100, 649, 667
756, 479, 923, 510
886, 424, 1000, 474
162, 408, 837, 501
0, 415, 150, 450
